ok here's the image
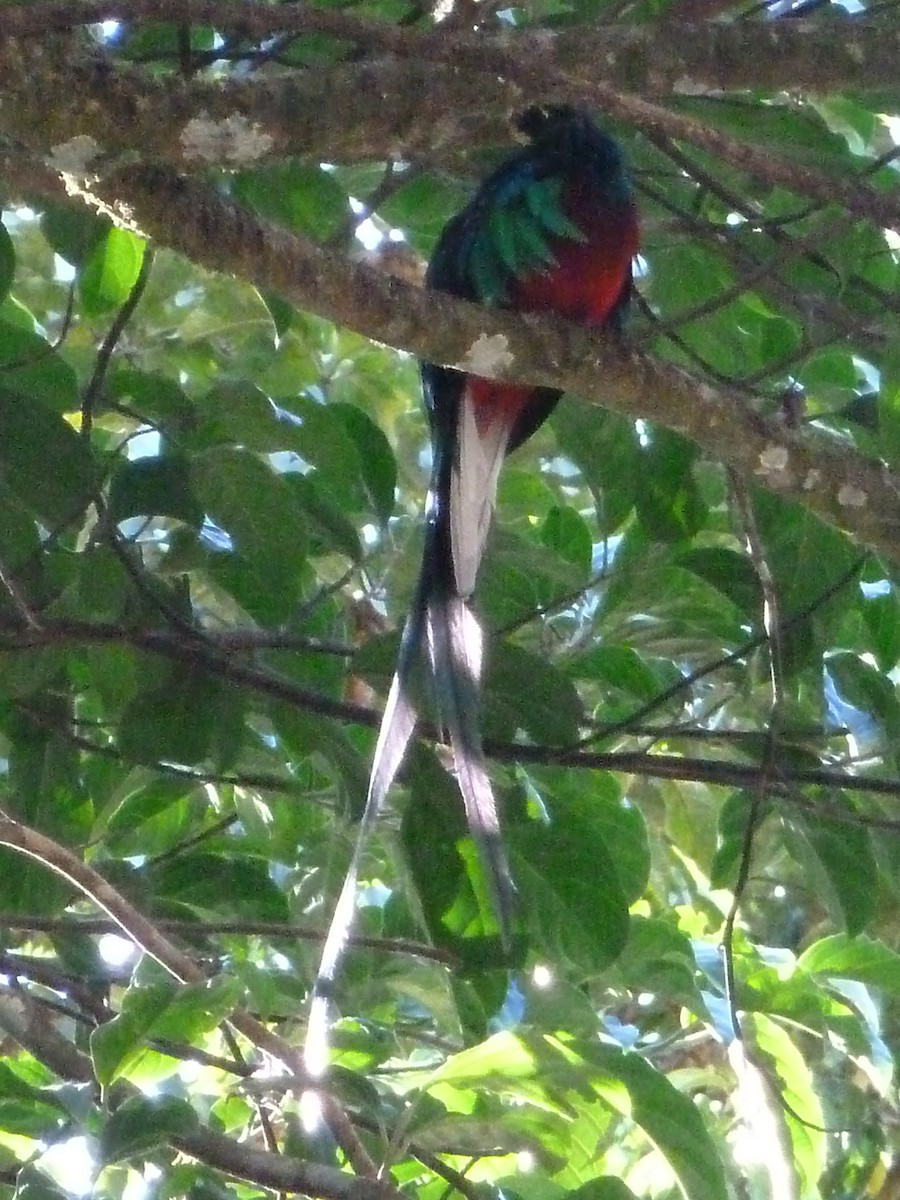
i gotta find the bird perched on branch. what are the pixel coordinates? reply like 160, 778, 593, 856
305, 104, 638, 1080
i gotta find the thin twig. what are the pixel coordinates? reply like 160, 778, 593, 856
721, 471, 786, 1043
81, 246, 155, 440
0, 912, 458, 966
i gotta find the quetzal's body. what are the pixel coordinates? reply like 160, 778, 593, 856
306, 106, 638, 1078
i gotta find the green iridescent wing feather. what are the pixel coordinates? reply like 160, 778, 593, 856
466, 175, 586, 304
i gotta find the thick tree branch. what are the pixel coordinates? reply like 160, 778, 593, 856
76, 162, 900, 568
0, 2, 895, 96
0, 817, 206, 985
0, 37, 518, 167
587, 84, 899, 232
0, 149, 896, 578
1, 33, 898, 237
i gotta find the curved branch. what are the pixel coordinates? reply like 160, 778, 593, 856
0, 815, 391, 1184
171, 1124, 399, 1200
0, 817, 205, 985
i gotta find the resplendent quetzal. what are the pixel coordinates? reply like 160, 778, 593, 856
306, 105, 638, 1078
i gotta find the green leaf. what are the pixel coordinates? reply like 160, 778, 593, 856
287, 473, 362, 561
710, 790, 771, 889
744, 1013, 826, 1195
748, 490, 861, 669
552, 404, 637, 534
149, 852, 290, 922
751, 491, 861, 617
79, 227, 146, 316
878, 341, 900, 467
0, 387, 97, 525
101, 1095, 199, 1164
797, 346, 860, 399
104, 777, 200, 838
90, 983, 177, 1085
0, 220, 15, 305
431, 1034, 727, 1200
108, 367, 197, 434
828, 650, 900, 739
0, 710, 91, 916
233, 163, 349, 241
144, 975, 244, 1042
567, 1180, 638, 1200
401, 746, 517, 964
792, 803, 877, 935
429, 1030, 538, 1087
799, 933, 900, 991
0, 321, 79, 413
40, 202, 108, 267
584, 1044, 727, 1200
5, 708, 92, 840
272, 704, 369, 803
118, 668, 244, 768
570, 644, 667, 703
860, 574, 900, 672
330, 401, 397, 525
649, 241, 732, 311
677, 547, 760, 617
203, 548, 295, 626
190, 446, 308, 612
275, 394, 356, 482
379, 171, 470, 253
600, 562, 745, 659
108, 453, 205, 527
540, 505, 592, 577
611, 917, 708, 1016
513, 770, 647, 971
115, 19, 215, 62
479, 527, 588, 628
194, 389, 370, 514
678, 95, 863, 175
9, 1168, 71, 1200
485, 642, 584, 746
634, 430, 706, 543
189, 382, 285, 450
258, 289, 295, 337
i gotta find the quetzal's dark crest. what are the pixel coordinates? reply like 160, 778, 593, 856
306, 105, 638, 1079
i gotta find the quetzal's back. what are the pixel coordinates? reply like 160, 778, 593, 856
424, 103, 637, 361
422, 104, 638, 597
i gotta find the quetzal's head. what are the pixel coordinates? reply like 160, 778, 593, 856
515, 104, 632, 207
